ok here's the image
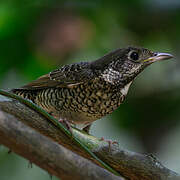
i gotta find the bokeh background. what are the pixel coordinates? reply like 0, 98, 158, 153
0, 0, 180, 179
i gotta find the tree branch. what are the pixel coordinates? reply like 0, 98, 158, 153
0, 93, 179, 180
0, 110, 123, 180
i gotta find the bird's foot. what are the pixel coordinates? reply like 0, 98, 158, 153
28, 161, 33, 168
82, 124, 92, 134
58, 118, 72, 133
99, 137, 119, 152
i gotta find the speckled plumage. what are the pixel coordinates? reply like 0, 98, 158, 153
12, 47, 173, 130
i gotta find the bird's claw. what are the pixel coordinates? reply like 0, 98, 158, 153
58, 118, 72, 133
99, 137, 119, 152
28, 161, 33, 168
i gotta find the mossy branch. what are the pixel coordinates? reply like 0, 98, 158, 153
0, 89, 179, 180
0, 89, 119, 176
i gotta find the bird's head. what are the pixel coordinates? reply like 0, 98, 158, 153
94, 46, 173, 87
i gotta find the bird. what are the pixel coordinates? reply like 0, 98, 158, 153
11, 46, 173, 133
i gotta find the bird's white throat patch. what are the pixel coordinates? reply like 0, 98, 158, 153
120, 81, 132, 96
102, 68, 121, 84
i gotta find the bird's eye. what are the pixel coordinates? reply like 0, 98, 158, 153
129, 51, 139, 61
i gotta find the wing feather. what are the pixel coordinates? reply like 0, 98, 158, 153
17, 62, 95, 90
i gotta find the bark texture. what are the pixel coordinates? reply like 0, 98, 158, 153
0, 96, 179, 180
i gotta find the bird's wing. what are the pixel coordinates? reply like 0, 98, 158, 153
18, 62, 94, 90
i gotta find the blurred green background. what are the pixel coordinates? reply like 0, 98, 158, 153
0, 0, 180, 179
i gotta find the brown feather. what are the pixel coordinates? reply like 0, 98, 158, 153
15, 62, 94, 90
20, 74, 84, 90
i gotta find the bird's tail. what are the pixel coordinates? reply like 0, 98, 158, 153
11, 89, 37, 102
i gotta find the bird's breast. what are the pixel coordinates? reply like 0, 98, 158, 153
35, 79, 126, 124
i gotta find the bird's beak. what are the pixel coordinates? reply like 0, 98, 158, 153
143, 52, 174, 63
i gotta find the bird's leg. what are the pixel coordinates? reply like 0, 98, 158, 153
49, 112, 73, 133
82, 124, 92, 134
58, 118, 72, 132
28, 161, 33, 168
99, 137, 119, 152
